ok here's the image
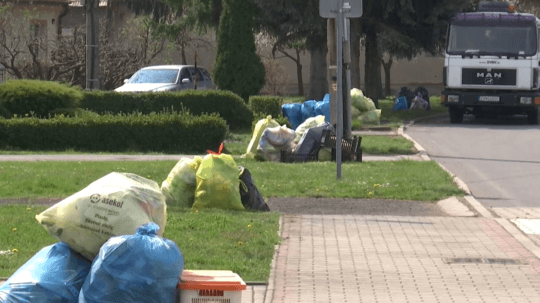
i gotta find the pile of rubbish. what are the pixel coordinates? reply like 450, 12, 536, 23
242, 115, 336, 163
162, 151, 270, 211
0, 156, 270, 302
350, 88, 382, 125
392, 86, 431, 111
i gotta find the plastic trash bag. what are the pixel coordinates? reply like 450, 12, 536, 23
281, 103, 303, 130
293, 115, 326, 144
257, 125, 296, 162
0, 242, 91, 303
193, 154, 245, 211
238, 166, 270, 211
314, 94, 331, 123
79, 222, 183, 303
409, 95, 429, 111
351, 88, 376, 112
392, 96, 408, 111
259, 125, 296, 150
242, 116, 280, 159
357, 109, 382, 125
294, 123, 332, 160
35, 172, 167, 260
161, 157, 203, 208
301, 100, 317, 122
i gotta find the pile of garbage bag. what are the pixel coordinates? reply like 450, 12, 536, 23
164, 153, 270, 212
242, 115, 337, 163
350, 88, 381, 125
1, 222, 183, 303
281, 94, 330, 130
393, 86, 431, 111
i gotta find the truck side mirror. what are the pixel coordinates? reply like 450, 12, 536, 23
123, 79, 129, 84
182, 78, 190, 84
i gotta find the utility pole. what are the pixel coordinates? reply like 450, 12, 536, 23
85, 0, 100, 90
320, 0, 362, 179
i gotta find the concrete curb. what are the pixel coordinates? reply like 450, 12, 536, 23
495, 218, 540, 260
400, 124, 495, 219
263, 215, 282, 303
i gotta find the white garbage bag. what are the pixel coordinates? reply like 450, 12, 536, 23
35, 172, 167, 260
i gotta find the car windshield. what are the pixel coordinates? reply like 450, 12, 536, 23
447, 14, 537, 56
129, 69, 179, 84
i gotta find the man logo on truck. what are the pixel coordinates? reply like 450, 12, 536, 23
476, 72, 502, 79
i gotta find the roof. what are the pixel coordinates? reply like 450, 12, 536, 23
141, 65, 195, 70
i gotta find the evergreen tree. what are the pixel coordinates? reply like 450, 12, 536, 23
213, 0, 264, 101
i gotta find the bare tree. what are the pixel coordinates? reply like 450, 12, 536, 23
0, 2, 167, 90
0, 3, 84, 81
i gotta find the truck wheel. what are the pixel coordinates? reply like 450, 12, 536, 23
449, 107, 464, 124
527, 109, 539, 125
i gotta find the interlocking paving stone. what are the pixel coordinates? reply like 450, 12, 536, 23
268, 215, 540, 303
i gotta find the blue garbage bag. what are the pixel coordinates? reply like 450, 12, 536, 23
0, 242, 91, 303
301, 100, 317, 123
392, 96, 408, 111
79, 222, 184, 303
281, 103, 303, 130
314, 94, 330, 123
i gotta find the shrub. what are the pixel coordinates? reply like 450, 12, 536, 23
80, 90, 253, 131
0, 111, 227, 153
249, 96, 282, 118
0, 80, 83, 118
212, 0, 265, 101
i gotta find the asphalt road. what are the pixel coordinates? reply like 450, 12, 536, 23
405, 113, 540, 208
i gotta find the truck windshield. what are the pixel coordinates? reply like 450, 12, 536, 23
447, 14, 537, 56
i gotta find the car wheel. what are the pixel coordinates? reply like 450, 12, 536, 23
449, 107, 464, 124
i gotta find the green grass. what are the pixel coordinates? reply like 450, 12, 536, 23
0, 159, 463, 201
361, 136, 415, 155
223, 133, 415, 156
0, 205, 280, 281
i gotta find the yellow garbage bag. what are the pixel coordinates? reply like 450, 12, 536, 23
193, 154, 245, 211
293, 115, 326, 143
161, 156, 203, 208
242, 115, 280, 159
35, 172, 167, 260
351, 88, 376, 112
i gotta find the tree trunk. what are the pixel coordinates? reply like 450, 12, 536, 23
376, 54, 384, 99
381, 57, 393, 97
296, 49, 304, 96
307, 44, 327, 100
350, 18, 361, 90
363, 23, 379, 107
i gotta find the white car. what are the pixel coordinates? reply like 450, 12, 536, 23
114, 65, 216, 92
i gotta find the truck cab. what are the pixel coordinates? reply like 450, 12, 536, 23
441, 1, 540, 124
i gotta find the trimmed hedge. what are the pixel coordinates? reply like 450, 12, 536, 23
0, 80, 83, 119
80, 90, 253, 131
0, 111, 227, 153
249, 96, 282, 118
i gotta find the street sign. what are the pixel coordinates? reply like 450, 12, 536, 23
320, 0, 362, 18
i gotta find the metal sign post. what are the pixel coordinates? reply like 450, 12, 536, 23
320, 0, 362, 179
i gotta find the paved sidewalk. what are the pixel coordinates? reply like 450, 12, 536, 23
266, 214, 540, 303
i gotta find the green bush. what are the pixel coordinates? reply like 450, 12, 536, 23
0, 111, 227, 153
80, 90, 253, 131
0, 80, 83, 118
249, 96, 282, 118
212, 0, 265, 101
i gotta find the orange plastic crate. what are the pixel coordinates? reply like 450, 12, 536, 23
177, 270, 246, 303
